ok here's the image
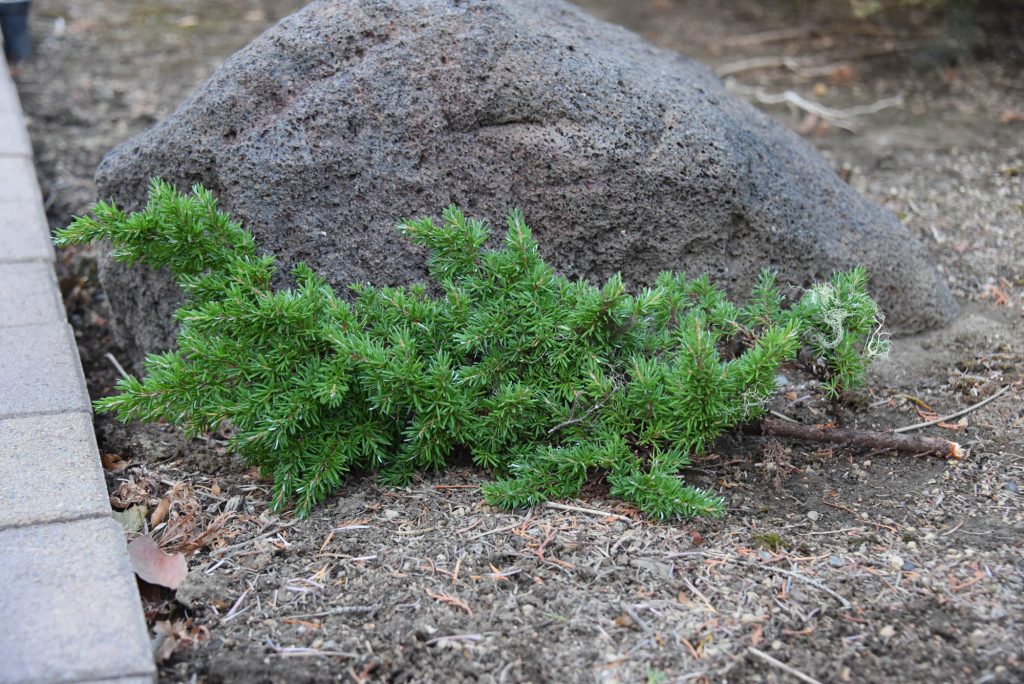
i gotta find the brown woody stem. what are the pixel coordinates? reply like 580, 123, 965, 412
756, 418, 963, 459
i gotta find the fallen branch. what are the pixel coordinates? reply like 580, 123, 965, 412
719, 26, 815, 49
756, 418, 962, 459
717, 55, 806, 78
725, 80, 903, 132
717, 43, 922, 78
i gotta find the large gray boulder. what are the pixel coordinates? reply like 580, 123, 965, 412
96, 0, 956, 369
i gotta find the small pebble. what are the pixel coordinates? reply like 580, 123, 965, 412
889, 554, 904, 569
771, 640, 783, 651
829, 555, 846, 568
1006, 482, 1019, 494
806, 510, 820, 522
902, 560, 917, 572
383, 509, 400, 520
879, 624, 896, 640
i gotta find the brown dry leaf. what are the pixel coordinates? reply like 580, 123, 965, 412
152, 619, 208, 662
426, 589, 473, 615
613, 613, 634, 628
796, 112, 821, 136
110, 475, 158, 509
937, 418, 968, 432
150, 497, 170, 527
828, 64, 859, 86
128, 535, 188, 589
983, 284, 1010, 306
166, 512, 237, 555
152, 620, 181, 662
1001, 110, 1023, 124
101, 453, 129, 471
156, 483, 201, 539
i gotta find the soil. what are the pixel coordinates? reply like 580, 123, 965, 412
15, 1, 1023, 683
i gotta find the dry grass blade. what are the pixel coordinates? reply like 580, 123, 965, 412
266, 639, 359, 659
894, 385, 1011, 433
747, 647, 824, 684
707, 553, 852, 609
544, 501, 632, 522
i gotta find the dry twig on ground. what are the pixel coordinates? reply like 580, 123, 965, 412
724, 79, 902, 132
757, 418, 962, 458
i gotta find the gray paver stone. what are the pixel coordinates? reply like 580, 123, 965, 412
0, 413, 110, 529
0, 517, 156, 683
0, 156, 43, 203
0, 261, 64, 327
0, 196, 53, 263
0, 73, 18, 114
0, 110, 31, 157
0, 322, 90, 417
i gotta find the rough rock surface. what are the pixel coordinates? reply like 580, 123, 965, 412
95, 0, 956, 368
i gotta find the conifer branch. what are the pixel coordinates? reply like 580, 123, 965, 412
57, 180, 892, 520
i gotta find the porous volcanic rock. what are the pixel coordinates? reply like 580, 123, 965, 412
95, 0, 956, 368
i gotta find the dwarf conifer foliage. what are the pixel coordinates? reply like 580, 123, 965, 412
56, 180, 889, 519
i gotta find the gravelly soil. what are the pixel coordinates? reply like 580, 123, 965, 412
16, 1, 1023, 682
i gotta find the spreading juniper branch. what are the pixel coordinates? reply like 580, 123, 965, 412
56, 179, 889, 519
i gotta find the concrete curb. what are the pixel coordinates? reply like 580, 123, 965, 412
0, 66, 156, 683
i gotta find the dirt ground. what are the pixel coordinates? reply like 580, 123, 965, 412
15, 1, 1023, 682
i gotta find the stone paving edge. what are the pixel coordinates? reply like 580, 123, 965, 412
0, 67, 156, 683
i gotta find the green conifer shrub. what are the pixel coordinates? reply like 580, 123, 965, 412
56, 180, 889, 519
